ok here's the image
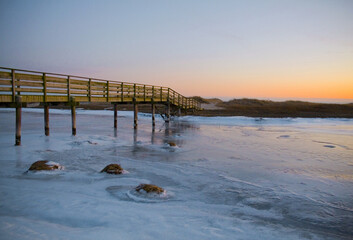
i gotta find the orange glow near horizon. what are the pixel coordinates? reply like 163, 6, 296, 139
124, 69, 353, 100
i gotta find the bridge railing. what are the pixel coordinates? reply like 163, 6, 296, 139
0, 67, 201, 110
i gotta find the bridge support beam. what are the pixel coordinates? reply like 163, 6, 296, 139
165, 101, 170, 123
44, 104, 49, 136
151, 101, 155, 128
113, 104, 118, 129
69, 97, 77, 136
177, 108, 181, 117
133, 99, 138, 129
71, 105, 76, 136
15, 96, 22, 146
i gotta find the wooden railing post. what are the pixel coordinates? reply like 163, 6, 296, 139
88, 78, 92, 102
134, 84, 136, 99
106, 80, 109, 102
43, 73, 47, 103
121, 82, 124, 102
152, 86, 154, 102
11, 69, 16, 102
160, 87, 162, 102
67, 76, 71, 100
144, 85, 146, 102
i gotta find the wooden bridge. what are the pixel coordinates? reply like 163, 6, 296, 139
0, 67, 201, 145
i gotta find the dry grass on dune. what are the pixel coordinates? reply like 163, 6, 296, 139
192, 97, 353, 118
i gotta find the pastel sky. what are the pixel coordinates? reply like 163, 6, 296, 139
0, 0, 352, 100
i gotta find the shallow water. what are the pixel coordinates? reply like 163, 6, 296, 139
0, 109, 352, 239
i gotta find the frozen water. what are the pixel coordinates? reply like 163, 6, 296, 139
0, 108, 352, 239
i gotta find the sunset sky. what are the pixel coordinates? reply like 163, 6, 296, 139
0, 0, 352, 101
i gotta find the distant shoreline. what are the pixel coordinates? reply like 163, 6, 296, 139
2, 97, 352, 118
190, 97, 353, 118
204, 97, 353, 104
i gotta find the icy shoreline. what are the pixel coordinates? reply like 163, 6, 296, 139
0, 109, 352, 239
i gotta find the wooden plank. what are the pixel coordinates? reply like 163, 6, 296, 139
109, 82, 120, 87
15, 73, 43, 81
0, 71, 11, 79
108, 86, 119, 90
46, 76, 67, 83
0, 80, 12, 85
0, 95, 12, 102
70, 79, 89, 85
70, 84, 88, 90
90, 97, 107, 102
74, 96, 89, 102
46, 96, 68, 102
15, 81, 43, 87
107, 93, 119, 97
70, 90, 88, 94
21, 95, 44, 102
108, 97, 121, 102
90, 81, 107, 86
44, 95, 69, 102
0, 87, 12, 91
47, 89, 67, 94
90, 85, 106, 90
46, 82, 67, 88
16, 88, 43, 93
90, 90, 105, 95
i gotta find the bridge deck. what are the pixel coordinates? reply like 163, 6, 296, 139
0, 67, 201, 110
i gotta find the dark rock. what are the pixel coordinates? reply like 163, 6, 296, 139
101, 164, 124, 174
28, 160, 62, 171
135, 184, 164, 194
168, 142, 177, 147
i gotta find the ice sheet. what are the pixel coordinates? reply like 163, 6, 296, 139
0, 109, 352, 239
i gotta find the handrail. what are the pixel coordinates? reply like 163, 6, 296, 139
0, 66, 166, 88
0, 67, 201, 110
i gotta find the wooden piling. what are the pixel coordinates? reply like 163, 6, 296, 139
15, 96, 22, 146
151, 101, 155, 128
114, 104, 118, 129
44, 104, 49, 136
165, 101, 170, 123
71, 104, 76, 136
133, 98, 138, 129
70, 97, 76, 136
0, 67, 202, 144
